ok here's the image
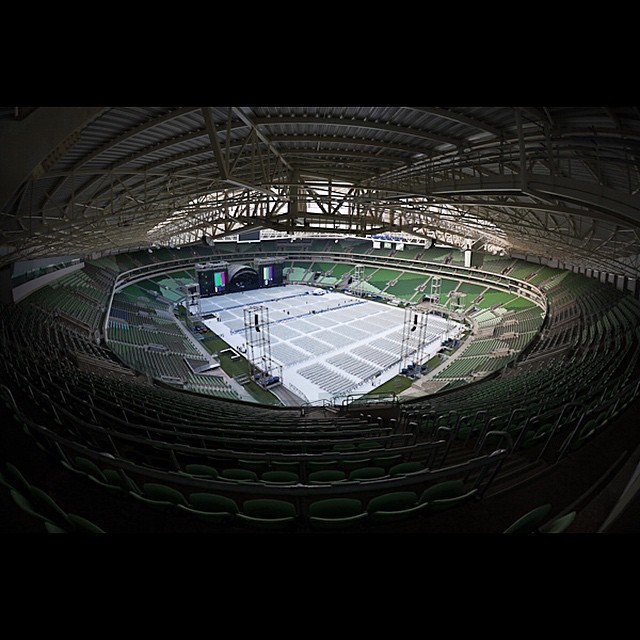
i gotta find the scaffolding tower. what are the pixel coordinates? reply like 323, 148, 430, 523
399, 287, 469, 377
353, 265, 365, 296
430, 276, 441, 303
446, 291, 467, 332
181, 282, 201, 328
399, 305, 432, 376
243, 305, 281, 386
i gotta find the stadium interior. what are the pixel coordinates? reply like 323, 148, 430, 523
2, 106, 640, 534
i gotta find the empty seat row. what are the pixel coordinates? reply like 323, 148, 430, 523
127, 478, 479, 531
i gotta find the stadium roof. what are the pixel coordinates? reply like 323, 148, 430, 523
2, 106, 640, 275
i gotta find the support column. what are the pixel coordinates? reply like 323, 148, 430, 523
288, 170, 300, 232
515, 107, 528, 193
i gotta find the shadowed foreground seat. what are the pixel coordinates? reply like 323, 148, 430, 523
503, 504, 553, 534
11, 489, 47, 522
389, 461, 424, 477
177, 492, 239, 523
185, 464, 219, 479
237, 499, 297, 530
348, 466, 386, 481
539, 511, 577, 534
367, 491, 428, 523
308, 498, 367, 531
307, 470, 346, 484
131, 482, 189, 509
66, 513, 106, 533
220, 468, 258, 482
67, 457, 125, 493
418, 479, 478, 512
261, 470, 299, 484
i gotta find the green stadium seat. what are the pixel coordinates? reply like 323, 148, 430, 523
418, 479, 466, 505
238, 459, 269, 474
29, 486, 70, 524
357, 441, 384, 451
389, 461, 425, 477
67, 513, 106, 533
184, 464, 219, 479
271, 461, 301, 473
348, 466, 387, 481
44, 521, 68, 533
178, 493, 239, 524
307, 460, 339, 473
333, 443, 356, 452
237, 499, 297, 530
503, 504, 553, 534
417, 479, 479, 512
307, 470, 347, 484
5, 463, 32, 495
0, 468, 14, 490
372, 454, 403, 470
73, 456, 107, 481
427, 488, 479, 512
103, 468, 138, 492
261, 470, 299, 484
308, 498, 367, 531
72, 456, 122, 491
131, 482, 188, 509
339, 458, 370, 473
220, 468, 259, 482
539, 511, 576, 534
10, 489, 48, 522
367, 491, 427, 523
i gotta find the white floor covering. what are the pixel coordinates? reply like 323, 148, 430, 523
193, 285, 463, 404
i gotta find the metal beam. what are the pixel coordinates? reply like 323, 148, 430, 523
45, 107, 199, 206
202, 107, 291, 199
266, 134, 426, 158
377, 173, 640, 229
520, 107, 546, 124
0, 106, 107, 212
232, 107, 293, 172
515, 108, 528, 193
201, 107, 229, 179
407, 107, 502, 138
252, 114, 460, 148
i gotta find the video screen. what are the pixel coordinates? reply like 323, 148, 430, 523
213, 270, 226, 293
198, 268, 227, 297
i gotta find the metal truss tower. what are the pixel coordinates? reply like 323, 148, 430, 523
446, 291, 467, 333
181, 282, 201, 328
430, 276, 441, 304
399, 305, 432, 375
353, 265, 365, 297
243, 305, 280, 382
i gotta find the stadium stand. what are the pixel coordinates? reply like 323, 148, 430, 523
2, 237, 640, 534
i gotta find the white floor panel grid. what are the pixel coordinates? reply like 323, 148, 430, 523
290, 335, 334, 356
271, 342, 308, 366
270, 324, 303, 340
302, 315, 336, 329
314, 330, 354, 349
326, 352, 382, 380
331, 325, 370, 341
198, 284, 464, 403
